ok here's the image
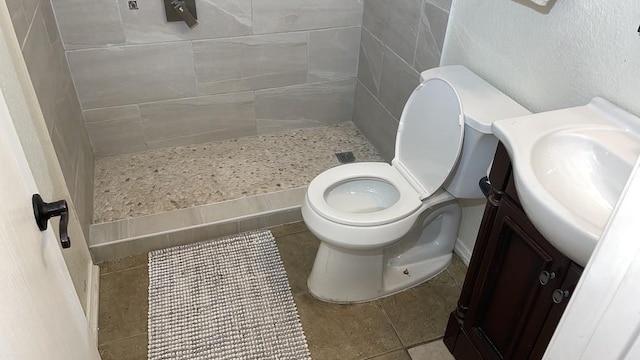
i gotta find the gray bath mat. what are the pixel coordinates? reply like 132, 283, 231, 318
147, 230, 311, 360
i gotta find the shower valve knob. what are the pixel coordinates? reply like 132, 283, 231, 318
32, 194, 71, 248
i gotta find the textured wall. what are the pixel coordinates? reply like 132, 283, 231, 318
443, 0, 640, 116
6, 0, 94, 238
442, 0, 640, 257
353, 0, 451, 161
2, 0, 95, 312
56, 0, 363, 157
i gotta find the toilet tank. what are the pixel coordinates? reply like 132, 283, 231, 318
421, 66, 531, 199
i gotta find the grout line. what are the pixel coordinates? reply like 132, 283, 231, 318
361, 348, 408, 360
65, 25, 362, 53
98, 332, 148, 348
372, 299, 450, 357
99, 262, 148, 276
271, 224, 309, 238
404, 336, 447, 351
413, 0, 426, 68
375, 300, 406, 348
444, 268, 463, 289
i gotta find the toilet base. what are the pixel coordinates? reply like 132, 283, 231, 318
305, 201, 461, 303
307, 243, 452, 303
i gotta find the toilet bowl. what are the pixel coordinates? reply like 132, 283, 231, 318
302, 65, 531, 303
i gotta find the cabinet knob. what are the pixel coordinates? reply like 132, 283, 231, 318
539, 270, 556, 285
552, 289, 570, 304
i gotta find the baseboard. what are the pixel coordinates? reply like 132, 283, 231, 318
85, 263, 100, 342
454, 239, 472, 266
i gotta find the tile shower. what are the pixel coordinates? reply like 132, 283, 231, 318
6, 0, 452, 261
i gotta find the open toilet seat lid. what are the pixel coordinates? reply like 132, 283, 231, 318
306, 162, 423, 227
393, 78, 464, 200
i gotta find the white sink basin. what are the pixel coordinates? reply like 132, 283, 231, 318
493, 98, 640, 266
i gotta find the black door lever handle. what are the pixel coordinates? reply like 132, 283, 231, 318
32, 194, 71, 248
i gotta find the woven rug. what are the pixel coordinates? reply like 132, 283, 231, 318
147, 230, 311, 360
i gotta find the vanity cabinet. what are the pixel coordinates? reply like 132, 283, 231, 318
444, 143, 583, 360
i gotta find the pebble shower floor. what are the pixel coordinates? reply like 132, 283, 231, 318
94, 122, 383, 223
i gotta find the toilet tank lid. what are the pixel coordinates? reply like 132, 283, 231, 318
420, 66, 531, 134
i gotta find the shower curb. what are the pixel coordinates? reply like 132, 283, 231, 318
89, 187, 306, 263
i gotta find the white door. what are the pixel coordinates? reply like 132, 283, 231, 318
0, 87, 100, 359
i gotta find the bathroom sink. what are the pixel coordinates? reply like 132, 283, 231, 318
492, 98, 640, 266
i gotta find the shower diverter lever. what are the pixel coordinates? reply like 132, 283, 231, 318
170, 0, 198, 29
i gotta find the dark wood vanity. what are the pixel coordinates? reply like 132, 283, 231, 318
444, 143, 584, 359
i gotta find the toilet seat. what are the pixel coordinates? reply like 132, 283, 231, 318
306, 162, 422, 227
306, 78, 465, 229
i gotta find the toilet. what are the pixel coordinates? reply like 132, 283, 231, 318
301, 65, 531, 303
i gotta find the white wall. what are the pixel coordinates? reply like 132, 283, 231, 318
444, 0, 640, 254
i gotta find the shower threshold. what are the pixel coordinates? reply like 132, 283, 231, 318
89, 122, 383, 262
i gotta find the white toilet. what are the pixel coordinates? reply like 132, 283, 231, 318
301, 65, 531, 303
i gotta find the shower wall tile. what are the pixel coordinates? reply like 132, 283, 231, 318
428, 0, 453, 12
357, 28, 384, 97
51, 118, 79, 196
362, 0, 422, 65
21, 9, 55, 104
252, 0, 363, 34
53, 85, 88, 193
139, 92, 257, 149
41, 0, 59, 44
62, 68, 96, 239
75, 148, 95, 236
352, 81, 398, 162
414, 2, 450, 71
255, 79, 356, 134
193, 33, 308, 95
378, 49, 420, 119
50, 0, 364, 158
84, 104, 141, 124
7, 0, 29, 46
84, 105, 147, 157
117, 0, 252, 44
425, 2, 450, 50
237, 208, 302, 233
22, 10, 58, 131
90, 188, 305, 262
67, 42, 198, 109
90, 220, 130, 246
20, 0, 37, 27
352, 0, 451, 159
128, 208, 203, 238
51, 0, 125, 49
15, 0, 95, 239
308, 27, 361, 82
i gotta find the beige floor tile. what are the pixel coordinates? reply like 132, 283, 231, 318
270, 221, 309, 238
379, 273, 461, 347
99, 334, 148, 360
369, 349, 412, 360
407, 340, 454, 360
98, 266, 149, 345
295, 292, 402, 360
276, 231, 320, 294
98, 253, 148, 274
446, 255, 468, 288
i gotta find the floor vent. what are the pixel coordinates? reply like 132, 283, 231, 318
335, 151, 356, 164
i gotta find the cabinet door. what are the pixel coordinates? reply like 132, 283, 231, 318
529, 263, 583, 358
464, 199, 570, 359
